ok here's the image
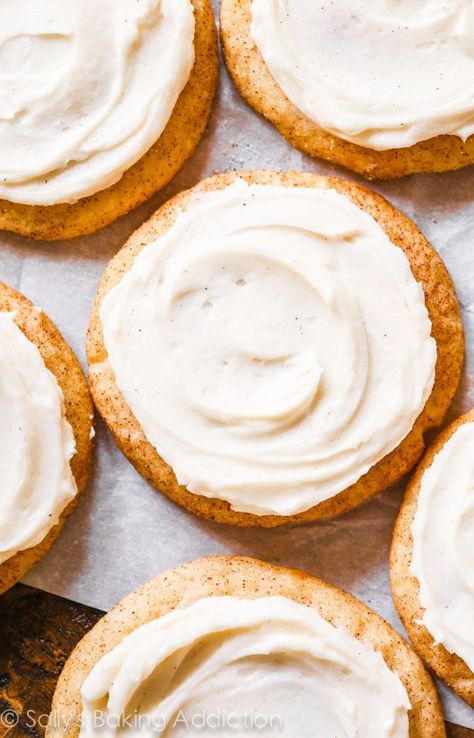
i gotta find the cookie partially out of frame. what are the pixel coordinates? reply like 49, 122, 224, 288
0, 282, 94, 594
220, 0, 474, 180
47, 556, 446, 738
391, 410, 474, 707
86, 169, 464, 528
0, 0, 218, 241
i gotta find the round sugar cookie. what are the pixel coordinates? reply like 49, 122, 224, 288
0, 0, 218, 241
47, 556, 446, 738
0, 282, 93, 593
391, 410, 474, 707
220, 0, 474, 180
86, 170, 463, 527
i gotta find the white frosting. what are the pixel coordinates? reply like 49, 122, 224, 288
100, 180, 436, 516
250, 0, 474, 150
79, 596, 410, 737
411, 421, 474, 672
0, 312, 77, 564
0, 0, 195, 205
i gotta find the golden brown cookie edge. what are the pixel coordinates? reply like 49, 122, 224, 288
86, 169, 464, 528
219, 0, 474, 180
390, 409, 474, 707
0, 0, 218, 241
0, 282, 94, 593
47, 555, 446, 738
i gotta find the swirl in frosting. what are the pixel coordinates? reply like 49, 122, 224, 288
250, 0, 474, 150
0, 0, 195, 205
100, 180, 436, 516
79, 595, 410, 737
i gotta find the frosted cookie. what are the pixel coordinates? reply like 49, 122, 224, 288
220, 0, 474, 179
47, 556, 445, 738
0, 282, 93, 593
87, 171, 463, 526
0, 0, 217, 240
391, 410, 474, 707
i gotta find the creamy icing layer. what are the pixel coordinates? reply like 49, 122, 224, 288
100, 180, 436, 516
79, 595, 410, 737
0, 312, 77, 564
0, 0, 195, 206
250, 0, 474, 150
411, 421, 474, 672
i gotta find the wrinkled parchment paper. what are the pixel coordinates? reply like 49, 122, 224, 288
2, 4, 473, 727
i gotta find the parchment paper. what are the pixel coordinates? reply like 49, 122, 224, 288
1, 4, 473, 727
